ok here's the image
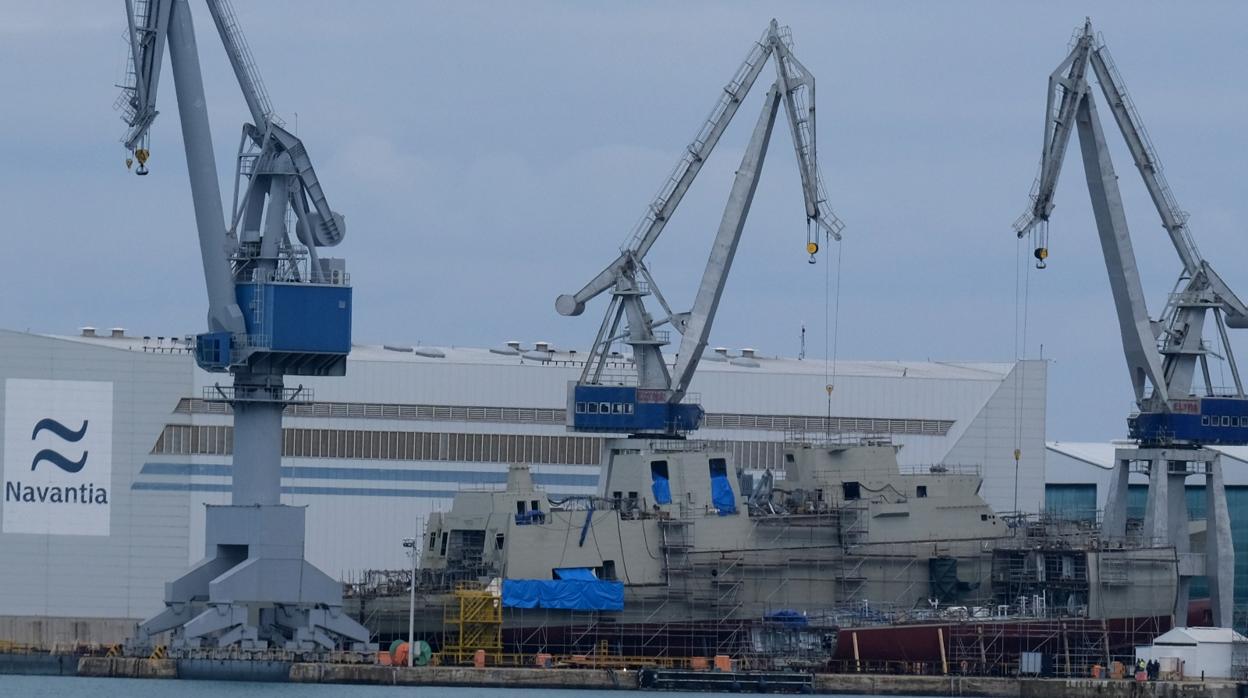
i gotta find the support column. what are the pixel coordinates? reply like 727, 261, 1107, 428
1103, 452, 1132, 540
1206, 456, 1235, 627
230, 374, 284, 506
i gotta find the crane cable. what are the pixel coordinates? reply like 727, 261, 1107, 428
823, 227, 843, 439
1012, 237, 1033, 515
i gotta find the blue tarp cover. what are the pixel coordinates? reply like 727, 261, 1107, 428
554, 567, 597, 581
765, 609, 809, 628
709, 466, 737, 515
651, 473, 672, 504
502, 579, 624, 611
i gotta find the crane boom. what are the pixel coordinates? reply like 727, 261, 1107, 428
564, 20, 843, 436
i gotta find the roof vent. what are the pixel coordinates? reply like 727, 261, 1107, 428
80, 327, 96, 337
110, 327, 126, 339
740, 347, 756, 359
534, 341, 551, 353
506, 340, 523, 351
714, 347, 729, 356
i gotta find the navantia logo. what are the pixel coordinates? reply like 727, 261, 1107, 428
30, 418, 89, 473
3, 379, 113, 536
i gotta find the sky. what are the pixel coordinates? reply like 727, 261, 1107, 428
1, 1, 1245, 442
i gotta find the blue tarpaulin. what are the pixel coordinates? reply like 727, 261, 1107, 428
709, 459, 737, 515
502, 579, 624, 611
765, 609, 809, 628
554, 567, 597, 581
651, 474, 672, 504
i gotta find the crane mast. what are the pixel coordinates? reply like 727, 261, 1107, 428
116, 0, 370, 651
559, 20, 843, 437
1015, 20, 1237, 627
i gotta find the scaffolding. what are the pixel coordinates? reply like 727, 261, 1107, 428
438, 583, 502, 666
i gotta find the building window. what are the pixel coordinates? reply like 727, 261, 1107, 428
916, 485, 928, 498
600, 403, 611, 414
843, 481, 861, 501
439, 532, 448, 557
1203, 415, 1211, 426
495, 533, 505, 550
588, 403, 598, 414
429, 530, 438, 551
575, 402, 586, 414
613, 403, 624, 414
625, 404, 634, 415
1224, 416, 1232, 427
516, 501, 526, 515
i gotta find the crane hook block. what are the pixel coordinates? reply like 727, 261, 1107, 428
807, 241, 819, 264
1033, 247, 1048, 269
134, 148, 150, 176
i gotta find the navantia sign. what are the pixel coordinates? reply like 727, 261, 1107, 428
3, 379, 113, 535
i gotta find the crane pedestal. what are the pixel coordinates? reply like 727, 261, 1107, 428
131, 505, 371, 651
130, 374, 371, 652
1103, 446, 1233, 626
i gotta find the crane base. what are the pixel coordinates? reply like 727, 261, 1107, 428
129, 504, 373, 651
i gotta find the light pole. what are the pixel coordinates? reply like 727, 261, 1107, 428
402, 534, 418, 667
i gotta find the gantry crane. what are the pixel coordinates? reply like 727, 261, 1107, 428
1015, 20, 1239, 626
557, 20, 842, 438
117, 0, 370, 650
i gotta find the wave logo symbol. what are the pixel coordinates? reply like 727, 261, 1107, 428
29, 418, 89, 473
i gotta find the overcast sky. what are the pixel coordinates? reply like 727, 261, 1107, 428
2, 2, 1246, 442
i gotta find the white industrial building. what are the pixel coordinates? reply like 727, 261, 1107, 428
1135, 627, 1248, 680
0, 327, 1045, 640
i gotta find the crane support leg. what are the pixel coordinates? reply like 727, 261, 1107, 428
1206, 456, 1234, 626
1109, 447, 1232, 626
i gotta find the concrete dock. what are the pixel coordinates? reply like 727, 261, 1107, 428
66, 656, 1245, 696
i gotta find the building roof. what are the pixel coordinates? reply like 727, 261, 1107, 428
1152, 627, 1248, 645
1047, 441, 1248, 469
35, 329, 1019, 382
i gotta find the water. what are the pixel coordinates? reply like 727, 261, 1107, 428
0, 675, 892, 698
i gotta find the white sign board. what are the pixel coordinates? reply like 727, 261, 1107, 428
3, 379, 113, 535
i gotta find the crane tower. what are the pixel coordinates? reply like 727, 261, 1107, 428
116, 0, 370, 650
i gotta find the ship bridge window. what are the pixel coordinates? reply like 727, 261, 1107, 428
785, 453, 795, 464
531, 500, 540, 512
439, 531, 449, 557
1203, 416, 1211, 426
516, 501, 527, 516
916, 485, 928, 498
429, 530, 438, 552
495, 533, 505, 550
601, 560, 617, 581
843, 481, 861, 501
